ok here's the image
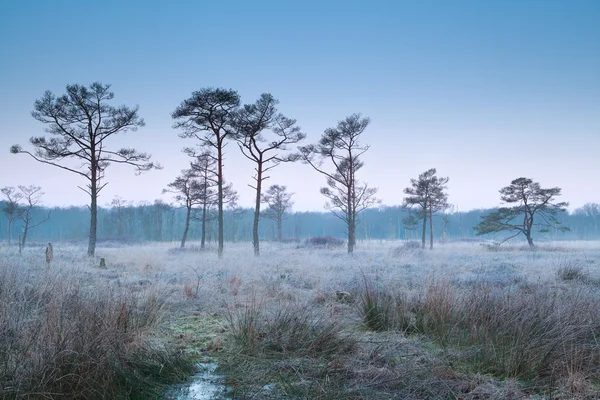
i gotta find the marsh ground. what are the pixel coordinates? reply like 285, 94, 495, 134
2, 240, 600, 399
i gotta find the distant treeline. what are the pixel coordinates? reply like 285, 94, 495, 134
1, 202, 599, 245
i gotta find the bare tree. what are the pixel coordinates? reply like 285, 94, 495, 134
575, 203, 600, 218
188, 150, 218, 249
16, 185, 50, 253
234, 93, 305, 256
261, 184, 294, 242
186, 149, 238, 249
474, 177, 569, 248
152, 199, 171, 241
10, 82, 160, 256
299, 114, 379, 253
162, 169, 203, 248
574, 203, 600, 238
1, 187, 23, 246
172, 88, 240, 258
403, 168, 449, 249
441, 205, 457, 242
107, 195, 130, 238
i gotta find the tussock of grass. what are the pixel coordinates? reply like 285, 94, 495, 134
360, 277, 600, 385
359, 275, 412, 332
222, 297, 356, 397
0, 260, 194, 399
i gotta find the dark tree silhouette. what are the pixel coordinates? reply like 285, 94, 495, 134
189, 150, 238, 249
1, 187, 23, 246
403, 168, 449, 249
10, 82, 160, 256
108, 195, 130, 238
261, 184, 294, 242
172, 88, 240, 258
474, 177, 569, 248
16, 185, 50, 253
189, 150, 218, 249
299, 114, 379, 254
234, 94, 305, 256
163, 169, 203, 248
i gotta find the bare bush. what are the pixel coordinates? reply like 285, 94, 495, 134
391, 240, 423, 257
303, 236, 345, 248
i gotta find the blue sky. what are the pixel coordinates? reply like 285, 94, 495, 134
1, 0, 598, 212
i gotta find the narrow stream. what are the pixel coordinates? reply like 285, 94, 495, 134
165, 362, 231, 400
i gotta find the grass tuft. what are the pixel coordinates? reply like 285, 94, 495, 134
0, 260, 194, 399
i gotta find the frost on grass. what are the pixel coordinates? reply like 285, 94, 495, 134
1, 240, 600, 399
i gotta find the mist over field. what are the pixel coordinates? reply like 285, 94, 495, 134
2, 240, 600, 398
1, 0, 599, 398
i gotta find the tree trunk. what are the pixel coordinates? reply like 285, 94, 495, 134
181, 205, 191, 248
117, 212, 122, 238
217, 144, 224, 258
253, 165, 262, 257
526, 230, 535, 248
87, 165, 98, 257
525, 213, 535, 249
348, 217, 356, 253
429, 206, 434, 250
156, 210, 163, 241
347, 182, 354, 254
277, 213, 282, 242
201, 203, 207, 249
21, 221, 29, 250
421, 212, 427, 249
7, 219, 11, 246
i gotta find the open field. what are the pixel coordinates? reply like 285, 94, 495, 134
2, 240, 600, 399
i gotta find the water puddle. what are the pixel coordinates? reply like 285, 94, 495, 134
165, 362, 230, 400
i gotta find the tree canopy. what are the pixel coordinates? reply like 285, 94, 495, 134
474, 177, 569, 247
10, 82, 159, 256
299, 113, 379, 253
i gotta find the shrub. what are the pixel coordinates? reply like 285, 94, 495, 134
391, 240, 423, 256
303, 236, 345, 248
556, 264, 589, 282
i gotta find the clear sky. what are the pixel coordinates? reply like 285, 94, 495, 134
1, 0, 598, 212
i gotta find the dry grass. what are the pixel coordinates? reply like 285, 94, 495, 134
0, 256, 193, 399
1, 240, 600, 398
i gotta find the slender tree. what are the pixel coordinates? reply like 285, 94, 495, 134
299, 114, 379, 253
402, 168, 449, 249
152, 199, 171, 241
188, 150, 218, 249
261, 184, 294, 242
16, 185, 51, 252
573, 203, 600, 239
234, 93, 305, 256
10, 82, 160, 256
172, 88, 240, 258
162, 169, 203, 248
108, 195, 130, 238
474, 177, 569, 247
187, 149, 238, 248
1, 187, 23, 246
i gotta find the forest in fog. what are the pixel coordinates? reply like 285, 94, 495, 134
1, 201, 599, 244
